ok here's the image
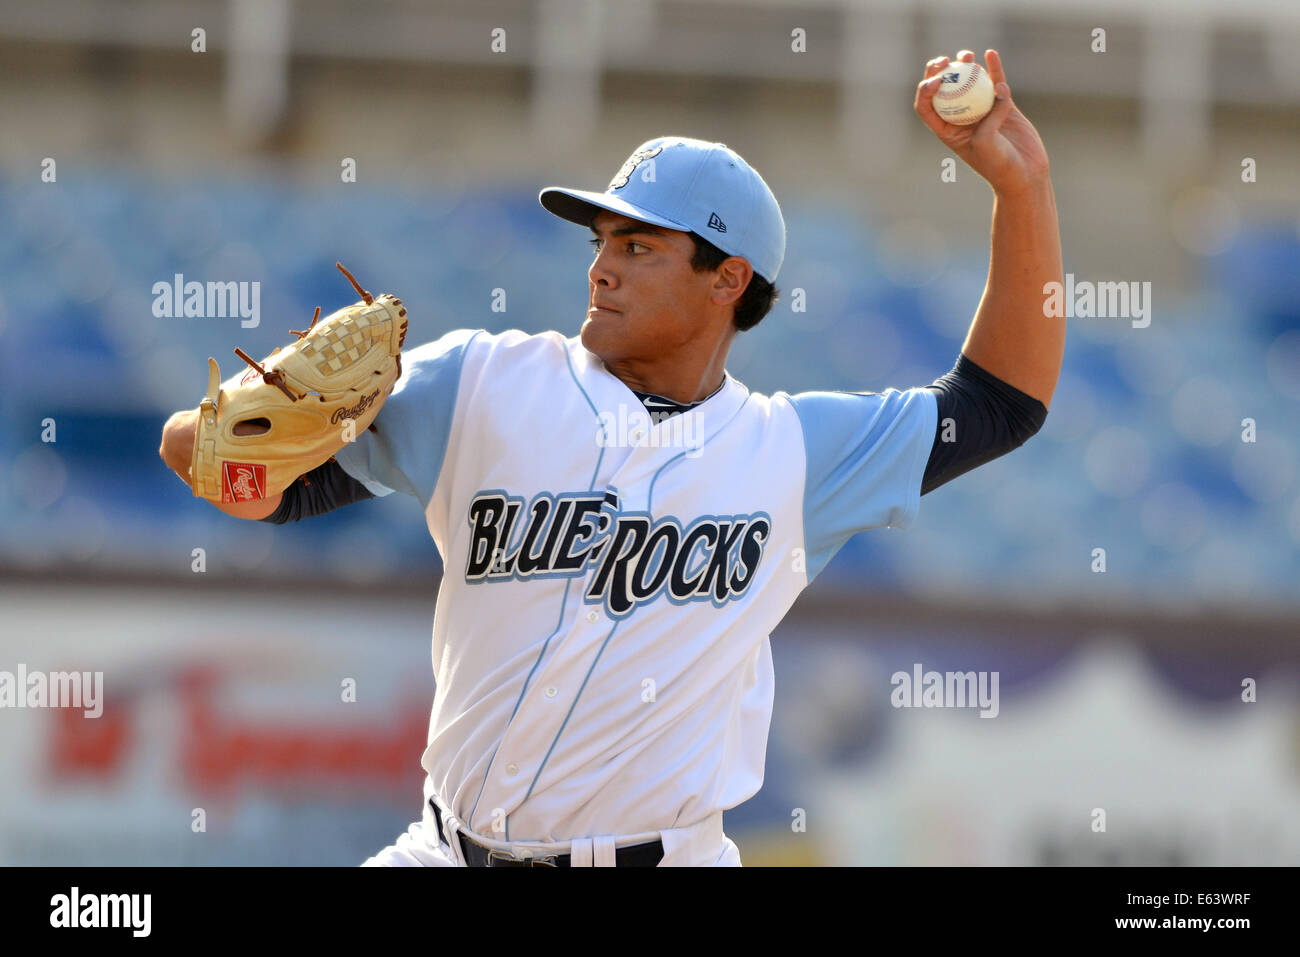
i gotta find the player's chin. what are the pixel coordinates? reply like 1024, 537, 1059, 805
579, 311, 633, 358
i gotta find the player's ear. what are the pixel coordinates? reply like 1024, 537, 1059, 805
711, 257, 753, 307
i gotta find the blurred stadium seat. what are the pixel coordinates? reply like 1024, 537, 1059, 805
2, 174, 1295, 607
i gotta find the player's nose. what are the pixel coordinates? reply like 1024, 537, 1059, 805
588, 247, 618, 288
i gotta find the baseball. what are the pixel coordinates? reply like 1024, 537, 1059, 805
933, 61, 995, 126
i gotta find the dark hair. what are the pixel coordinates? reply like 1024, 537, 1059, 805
688, 233, 779, 333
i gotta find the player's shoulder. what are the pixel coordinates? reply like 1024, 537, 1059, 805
469, 329, 576, 382
381, 328, 571, 427
483, 327, 571, 355
772, 385, 933, 410
405, 327, 567, 362
730, 382, 787, 418
402, 327, 484, 361
766, 385, 938, 437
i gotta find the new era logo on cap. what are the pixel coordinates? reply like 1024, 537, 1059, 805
538, 135, 786, 282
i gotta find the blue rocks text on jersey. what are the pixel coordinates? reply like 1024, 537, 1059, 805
465, 488, 771, 617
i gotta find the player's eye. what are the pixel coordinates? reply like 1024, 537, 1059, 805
588, 238, 648, 255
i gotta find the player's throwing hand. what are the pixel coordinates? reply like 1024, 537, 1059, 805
913, 49, 1050, 195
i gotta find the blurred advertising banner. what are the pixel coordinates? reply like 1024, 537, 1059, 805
2, 583, 1295, 866
742, 622, 1299, 866
0, 583, 434, 866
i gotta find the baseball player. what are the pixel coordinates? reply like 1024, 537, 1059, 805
160, 50, 1062, 866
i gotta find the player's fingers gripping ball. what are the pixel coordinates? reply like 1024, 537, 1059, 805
189, 262, 409, 504
933, 60, 995, 126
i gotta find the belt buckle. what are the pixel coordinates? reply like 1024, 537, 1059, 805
486, 847, 559, 868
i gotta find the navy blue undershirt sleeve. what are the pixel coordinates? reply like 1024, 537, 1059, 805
921, 353, 1048, 495
259, 458, 375, 524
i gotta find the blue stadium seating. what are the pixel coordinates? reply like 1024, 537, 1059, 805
1, 174, 1295, 607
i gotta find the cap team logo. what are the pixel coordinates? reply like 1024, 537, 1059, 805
607, 146, 663, 191
221, 461, 267, 503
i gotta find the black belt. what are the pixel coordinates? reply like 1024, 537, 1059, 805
429, 799, 663, 867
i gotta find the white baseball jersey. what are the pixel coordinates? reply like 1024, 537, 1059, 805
338, 327, 938, 866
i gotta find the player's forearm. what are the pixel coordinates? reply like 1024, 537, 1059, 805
159, 409, 283, 520
960, 176, 1064, 410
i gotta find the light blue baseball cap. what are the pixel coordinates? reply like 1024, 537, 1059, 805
539, 135, 786, 283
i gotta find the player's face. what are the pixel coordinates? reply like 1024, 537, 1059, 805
582, 211, 721, 363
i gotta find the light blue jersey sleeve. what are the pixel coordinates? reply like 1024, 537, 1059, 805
335, 328, 484, 506
786, 387, 939, 582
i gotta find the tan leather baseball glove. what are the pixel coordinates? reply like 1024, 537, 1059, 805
189, 263, 408, 505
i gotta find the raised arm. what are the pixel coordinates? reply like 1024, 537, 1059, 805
914, 49, 1065, 409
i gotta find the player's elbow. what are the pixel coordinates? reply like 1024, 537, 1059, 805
1011, 403, 1048, 449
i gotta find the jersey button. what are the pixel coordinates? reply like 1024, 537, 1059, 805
544, 686, 557, 698
586, 610, 598, 623
506, 763, 518, 775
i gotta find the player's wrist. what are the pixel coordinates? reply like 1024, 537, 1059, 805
990, 168, 1053, 202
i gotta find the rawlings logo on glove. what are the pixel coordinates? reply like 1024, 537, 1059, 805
188, 263, 408, 504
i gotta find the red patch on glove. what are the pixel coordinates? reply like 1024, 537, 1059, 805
222, 461, 267, 503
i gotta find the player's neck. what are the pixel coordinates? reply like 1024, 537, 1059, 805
601, 330, 732, 404
604, 361, 726, 405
